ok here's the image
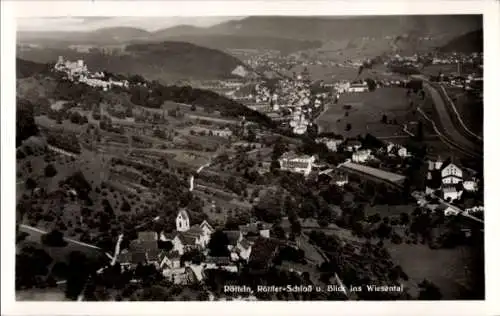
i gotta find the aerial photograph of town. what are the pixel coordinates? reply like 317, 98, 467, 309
14, 15, 484, 301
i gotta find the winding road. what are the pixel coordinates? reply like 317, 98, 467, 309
412, 75, 482, 159
437, 85, 483, 142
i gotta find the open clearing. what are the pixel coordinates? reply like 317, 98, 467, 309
316, 87, 411, 137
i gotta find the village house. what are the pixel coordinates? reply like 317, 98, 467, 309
235, 238, 253, 261
117, 231, 162, 269
211, 128, 233, 138
347, 82, 369, 93
464, 205, 484, 215
278, 151, 316, 177
441, 204, 461, 216
166, 209, 215, 255
462, 177, 479, 192
344, 139, 362, 152
441, 161, 463, 185
159, 251, 182, 270
442, 185, 463, 202
315, 137, 344, 152
352, 149, 372, 163
330, 171, 349, 187
387, 143, 411, 158
224, 230, 244, 251
238, 222, 272, 239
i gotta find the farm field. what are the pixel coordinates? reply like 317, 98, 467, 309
35, 115, 87, 134
315, 87, 411, 137
18, 224, 105, 259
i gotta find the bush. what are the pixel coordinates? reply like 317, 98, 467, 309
41, 230, 68, 247
44, 164, 58, 178
390, 233, 403, 244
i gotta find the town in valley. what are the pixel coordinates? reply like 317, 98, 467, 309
15, 15, 484, 301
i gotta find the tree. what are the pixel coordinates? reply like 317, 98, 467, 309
42, 229, 68, 247
416, 121, 424, 141
65, 251, 91, 300
44, 164, 58, 178
272, 138, 288, 160
158, 240, 174, 251
418, 280, 442, 300
16, 246, 53, 289
270, 159, 281, 173
121, 199, 131, 212
25, 177, 37, 193
366, 78, 377, 91
381, 114, 388, 124
271, 224, 286, 239
207, 230, 230, 257
399, 212, 410, 225
291, 219, 302, 236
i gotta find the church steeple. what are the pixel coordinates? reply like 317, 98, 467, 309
176, 208, 190, 232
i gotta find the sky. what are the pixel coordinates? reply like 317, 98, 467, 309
17, 16, 245, 32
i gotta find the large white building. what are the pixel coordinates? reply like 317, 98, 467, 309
315, 138, 343, 152
348, 82, 369, 93
352, 149, 372, 163
279, 152, 316, 176
441, 162, 463, 185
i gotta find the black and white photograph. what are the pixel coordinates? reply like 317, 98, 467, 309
2, 0, 499, 314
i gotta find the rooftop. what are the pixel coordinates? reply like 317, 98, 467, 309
340, 162, 406, 184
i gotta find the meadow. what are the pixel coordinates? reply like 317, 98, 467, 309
315, 87, 411, 137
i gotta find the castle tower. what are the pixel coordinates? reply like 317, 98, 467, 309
176, 209, 190, 232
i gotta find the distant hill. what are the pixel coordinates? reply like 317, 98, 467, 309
439, 29, 483, 53
17, 41, 249, 83
18, 27, 151, 44
148, 35, 322, 54
16, 58, 51, 78
198, 15, 483, 41
18, 15, 482, 54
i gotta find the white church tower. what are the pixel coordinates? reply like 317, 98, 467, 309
176, 209, 190, 232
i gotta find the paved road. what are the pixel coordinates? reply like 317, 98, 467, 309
413, 76, 481, 155
19, 224, 111, 256
417, 108, 479, 159
438, 85, 483, 142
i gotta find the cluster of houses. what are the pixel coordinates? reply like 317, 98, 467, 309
54, 56, 130, 91
242, 75, 332, 135
279, 138, 413, 181
425, 157, 479, 202
189, 126, 234, 138
116, 209, 283, 285
333, 81, 370, 94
